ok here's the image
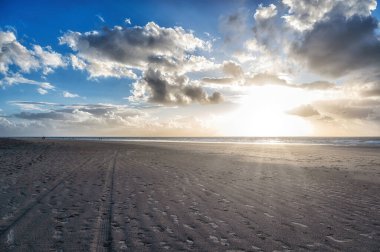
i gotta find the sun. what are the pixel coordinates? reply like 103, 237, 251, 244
219, 85, 316, 136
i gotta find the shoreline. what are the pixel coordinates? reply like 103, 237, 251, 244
5, 136, 380, 148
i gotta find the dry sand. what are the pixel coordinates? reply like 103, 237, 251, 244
0, 138, 379, 251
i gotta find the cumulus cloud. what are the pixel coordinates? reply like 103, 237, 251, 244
131, 68, 222, 105
60, 22, 210, 78
292, 14, 380, 77
33, 45, 67, 74
0, 30, 66, 75
282, 0, 377, 31
254, 4, 277, 20
69, 54, 86, 70
0, 31, 39, 74
222, 61, 243, 78
60, 22, 218, 104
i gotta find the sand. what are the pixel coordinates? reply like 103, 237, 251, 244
0, 138, 379, 251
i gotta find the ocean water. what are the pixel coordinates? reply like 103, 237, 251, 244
44, 137, 380, 147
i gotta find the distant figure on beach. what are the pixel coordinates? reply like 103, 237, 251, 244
42, 136, 46, 140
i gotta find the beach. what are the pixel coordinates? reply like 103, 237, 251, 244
0, 139, 379, 251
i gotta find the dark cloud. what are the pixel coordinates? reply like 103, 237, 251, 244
142, 68, 222, 105
13, 111, 66, 120
293, 14, 380, 77
60, 22, 209, 79
287, 104, 320, 117
61, 22, 217, 104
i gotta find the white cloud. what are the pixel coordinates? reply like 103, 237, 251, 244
63, 91, 79, 98
96, 15, 105, 23
69, 54, 86, 70
8, 101, 58, 111
0, 31, 39, 74
33, 45, 66, 74
282, 0, 377, 31
0, 30, 66, 76
125, 18, 131, 24
0, 73, 55, 94
254, 4, 278, 20
37, 88, 48, 95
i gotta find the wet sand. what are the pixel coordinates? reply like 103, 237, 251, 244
0, 138, 379, 251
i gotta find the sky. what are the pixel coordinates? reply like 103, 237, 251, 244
1, 0, 380, 137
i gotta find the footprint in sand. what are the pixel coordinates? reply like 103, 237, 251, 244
209, 235, 219, 243
291, 222, 308, 228
264, 213, 274, 218
326, 235, 352, 243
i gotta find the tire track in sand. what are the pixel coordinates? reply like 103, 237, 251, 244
91, 150, 118, 252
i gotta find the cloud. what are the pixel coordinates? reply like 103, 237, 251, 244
96, 15, 105, 23
245, 73, 288, 86
361, 88, 380, 97
69, 54, 86, 70
61, 22, 218, 105
60, 22, 210, 79
222, 61, 243, 77
202, 77, 235, 85
33, 45, 67, 74
131, 68, 223, 105
8, 101, 59, 111
282, 0, 377, 31
125, 18, 131, 25
0, 73, 55, 94
2, 101, 217, 136
287, 104, 320, 117
254, 4, 277, 20
292, 14, 380, 77
37, 88, 48, 95
298, 81, 336, 90
63, 91, 79, 98
0, 30, 66, 75
0, 31, 39, 74
13, 111, 67, 120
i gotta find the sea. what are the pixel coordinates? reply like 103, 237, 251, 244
41, 137, 380, 147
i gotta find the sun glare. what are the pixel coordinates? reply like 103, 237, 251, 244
220, 85, 317, 136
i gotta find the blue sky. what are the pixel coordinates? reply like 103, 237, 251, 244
1, 0, 380, 136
